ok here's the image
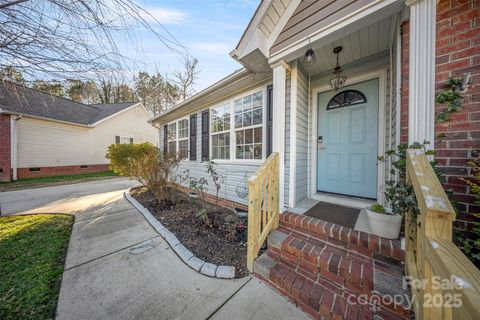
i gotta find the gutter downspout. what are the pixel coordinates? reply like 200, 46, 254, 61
10, 115, 21, 181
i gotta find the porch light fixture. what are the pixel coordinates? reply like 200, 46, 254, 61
329, 46, 347, 91
303, 39, 316, 65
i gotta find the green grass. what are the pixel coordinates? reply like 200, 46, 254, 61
0, 214, 74, 320
14, 170, 117, 184
0, 171, 118, 192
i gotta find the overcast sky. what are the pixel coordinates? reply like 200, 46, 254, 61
119, 0, 259, 92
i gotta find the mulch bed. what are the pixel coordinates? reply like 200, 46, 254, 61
131, 186, 249, 277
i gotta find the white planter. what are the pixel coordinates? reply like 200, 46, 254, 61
366, 209, 403, 240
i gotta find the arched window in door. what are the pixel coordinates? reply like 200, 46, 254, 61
327, 90, 367, 110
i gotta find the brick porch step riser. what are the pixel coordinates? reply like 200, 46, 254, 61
266, 230, 410, 319
269, 236, 374, 296
280, 212, 405, 262
254, 255, 410, 320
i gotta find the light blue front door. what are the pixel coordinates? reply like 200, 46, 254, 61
317, 79, 379, 199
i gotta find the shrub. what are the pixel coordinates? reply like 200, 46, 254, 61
369, 203, 386, 214
106, 142, 179, 203
458, 158, 480, 265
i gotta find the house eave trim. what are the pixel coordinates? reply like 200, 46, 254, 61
0, 110, 93, 128
91, 102, 144, 126
149, 68, 255, 124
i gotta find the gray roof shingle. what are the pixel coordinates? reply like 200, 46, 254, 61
0, 81, 138, 125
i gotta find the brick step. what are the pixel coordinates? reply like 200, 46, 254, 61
254, 228, 412, 320
254, 252, 411, 320
280, 212, 405, 262
268, 229, 374, 296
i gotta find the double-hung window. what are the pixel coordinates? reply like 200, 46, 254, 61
209, 90, 264, 161
234, 91, 263, 160
167, 119, 189, 160
211, 103, 230, 160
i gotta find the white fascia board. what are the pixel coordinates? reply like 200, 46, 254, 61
266, 0, 302, 51
1, 112, 93, 128
91, 102, 143, 126
237, 28, 269, 59
234, 0, 272, 58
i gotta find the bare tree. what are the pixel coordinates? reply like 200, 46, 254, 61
98, 78, 135, 104
0, 0, 190, 81
172, 57, 200, 101
32, 80, 65, 97
0, 66, 25, 84
134, 71, 180, 116
66, 79, 100, 104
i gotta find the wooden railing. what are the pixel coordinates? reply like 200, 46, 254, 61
405, 149, 480, 319
247, 152, 280, 272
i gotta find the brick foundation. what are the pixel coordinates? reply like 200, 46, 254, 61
434, 0, 480, 216
0, 115, 11, 182
17, 164, 110, 179
175, 184, 248, 211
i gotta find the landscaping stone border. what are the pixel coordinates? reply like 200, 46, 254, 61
124, 189, 236, 279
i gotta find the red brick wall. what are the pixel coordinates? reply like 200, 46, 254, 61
400, 21, 409, 144
175, 184, 248, 211
435, 0, 480, 215
17, 164, 109, 179
0, 115, 11, 182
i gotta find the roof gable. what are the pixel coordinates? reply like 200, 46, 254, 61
233, 0, 300, 62
270, 0, 373, 55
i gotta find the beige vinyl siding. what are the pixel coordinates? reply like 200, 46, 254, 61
271, 0, 372, 54
16, 105, 158, 168
89, 105, 159, 160
17, 118, 91, 168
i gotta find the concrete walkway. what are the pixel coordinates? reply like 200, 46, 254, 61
0, 179, 309, 320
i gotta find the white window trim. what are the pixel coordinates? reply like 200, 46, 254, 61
209, 86, 268, 164
167, 117, 190, 161
119, 136, 132, 144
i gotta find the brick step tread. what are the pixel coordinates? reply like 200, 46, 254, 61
267, 230, 409, 316
280, 212, 405, 262
254, 253, 411, 320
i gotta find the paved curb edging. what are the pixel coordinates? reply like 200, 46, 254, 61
124, 189, 236, 279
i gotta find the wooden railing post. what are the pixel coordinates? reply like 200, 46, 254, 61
247, 179, 260, 272
246, 153, 279, 272
405, 149, 480, 319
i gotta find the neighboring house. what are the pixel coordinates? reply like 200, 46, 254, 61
0, 82, 158, 181
151, 0, 479, 216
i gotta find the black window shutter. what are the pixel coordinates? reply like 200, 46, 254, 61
129, 138, 133, 144
190, 114, 197, 161
115, 135, 120, 144
163, 125, 168, 152
201, 109, 209, 161
266, 85, 273, 157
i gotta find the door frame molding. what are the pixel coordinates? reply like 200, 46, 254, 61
310, 67, 387, 202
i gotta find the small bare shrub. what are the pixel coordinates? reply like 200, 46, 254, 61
205, 159, 224, 205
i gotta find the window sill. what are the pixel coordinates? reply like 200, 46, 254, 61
209, 159, 264, 165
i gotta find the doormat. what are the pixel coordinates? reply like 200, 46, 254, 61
303, 202, 360, 229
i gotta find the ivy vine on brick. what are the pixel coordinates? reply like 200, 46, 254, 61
436, 75, 468, 123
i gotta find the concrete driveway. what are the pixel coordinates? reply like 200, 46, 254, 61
0, 178, 309, 320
